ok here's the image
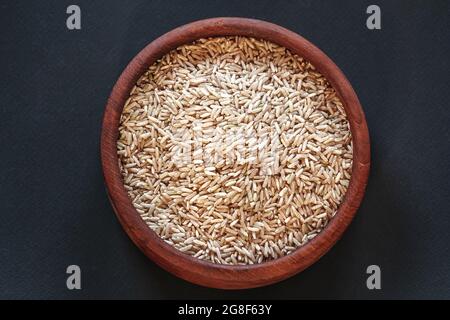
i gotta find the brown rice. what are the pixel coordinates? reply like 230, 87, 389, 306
117, 36, 353, 265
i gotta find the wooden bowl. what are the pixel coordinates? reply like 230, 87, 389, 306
101, 17, 370, 289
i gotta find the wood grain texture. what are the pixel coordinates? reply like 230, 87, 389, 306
101, 17, 370, 289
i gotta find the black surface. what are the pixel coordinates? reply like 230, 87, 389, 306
1, 0, 449, 299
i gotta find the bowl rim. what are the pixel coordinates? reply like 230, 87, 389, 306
101, 17, 370, 289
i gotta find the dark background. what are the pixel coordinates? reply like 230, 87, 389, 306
1, 0, 449, 299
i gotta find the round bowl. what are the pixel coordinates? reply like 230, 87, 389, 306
101, 17, 370, 289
